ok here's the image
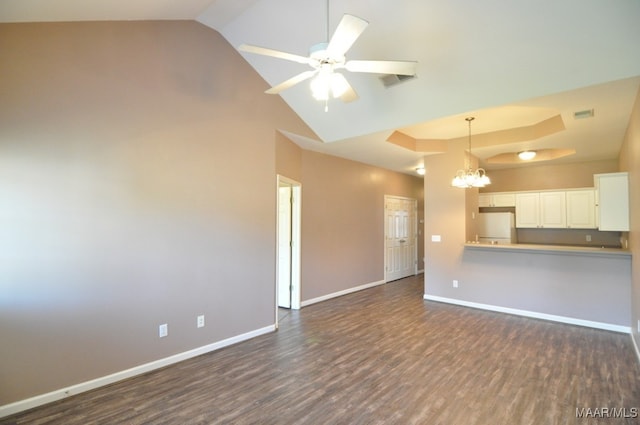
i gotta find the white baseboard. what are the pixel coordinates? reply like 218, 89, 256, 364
301, 280, 385, 307
423, 294, 631, 334
0, 325, 276, 419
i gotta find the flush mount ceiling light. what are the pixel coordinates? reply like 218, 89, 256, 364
451, 117, 491, 189
518, 150, 537, 160
487, 148, 576, 165
415, 166, 425, 175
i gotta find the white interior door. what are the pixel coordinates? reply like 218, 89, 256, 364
276, 176, 301, 322
385, 196, 417, 282
277, 185, 292, 308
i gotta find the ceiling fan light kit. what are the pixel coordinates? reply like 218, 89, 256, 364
451, 117, 491, 189
310, 70, 349, 101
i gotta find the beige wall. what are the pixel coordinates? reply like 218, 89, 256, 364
0, 21, 317, 406
0, 20, 425, 409
424, 140, 469, 289
481, 159, 619, 192
275, 132, 302, 182
276, 139, 425, 302
619, 85, 640, 349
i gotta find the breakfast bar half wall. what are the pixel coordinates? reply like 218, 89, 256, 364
424, 244, 631, 333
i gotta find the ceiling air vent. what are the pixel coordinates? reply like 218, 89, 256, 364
380, 73, 416, 88
574, 109, 594, 120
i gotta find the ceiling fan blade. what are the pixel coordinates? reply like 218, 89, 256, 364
238, 44, 311, 65
265, 70, 318, 94
326, 14, 369, 58
324, 72, 359, 102
344, 60, 418, 76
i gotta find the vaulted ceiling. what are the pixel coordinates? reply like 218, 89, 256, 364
3, 0, 640, 174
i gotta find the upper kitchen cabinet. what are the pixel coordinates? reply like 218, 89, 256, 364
565, 189, 596, 229
514, 190, 596, 229
515, 191, 566, 228
515, 192, 540, 228
594, 172, 629, 231
478, 192, 516, 208
539, 191, 567, 228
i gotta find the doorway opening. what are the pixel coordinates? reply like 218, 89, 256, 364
384, 195, 418, 282
276, 175, 301, 328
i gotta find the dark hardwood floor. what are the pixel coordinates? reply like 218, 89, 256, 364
4, 274, 640, 424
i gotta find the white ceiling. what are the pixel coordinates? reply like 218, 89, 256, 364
3, 0, 640, 175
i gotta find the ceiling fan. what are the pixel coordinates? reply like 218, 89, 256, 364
238, 11, 418, 107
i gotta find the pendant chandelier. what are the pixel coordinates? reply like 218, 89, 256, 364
451, 117, 491, 188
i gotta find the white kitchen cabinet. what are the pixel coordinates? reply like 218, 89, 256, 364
478, 194, 492, 207
539, 192, 566, 228
515, 191, 566, 228
479, 192, 516, 207
566, 189, 596, 229
498, 188, 598, 229
594, 172, 629, 231
515, 193, 540, 228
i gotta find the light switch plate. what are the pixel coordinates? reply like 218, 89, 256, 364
159, 324, 168, 338
431, 235, 441, 242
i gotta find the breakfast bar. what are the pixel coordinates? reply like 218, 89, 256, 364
445, 243, 632, 332
464, 242, 631, 258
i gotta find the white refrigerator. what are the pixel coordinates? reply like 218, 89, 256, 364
477, 212, 516, 245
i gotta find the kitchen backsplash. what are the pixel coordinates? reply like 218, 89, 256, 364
516, 228, 623, 248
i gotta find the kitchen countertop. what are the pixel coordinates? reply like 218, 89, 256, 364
464, 242, 631, 258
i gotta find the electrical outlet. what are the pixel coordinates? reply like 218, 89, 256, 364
197, 315, 205, 328
637, 320, 640, 333
586, 234, 592, 242
159, 323, 168, 338
453, 280, 459, 288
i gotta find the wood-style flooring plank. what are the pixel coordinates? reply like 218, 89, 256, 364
3, 274, 639, 424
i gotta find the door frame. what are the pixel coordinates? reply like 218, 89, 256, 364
276, 175, 301, 328
384, 195, 418, 282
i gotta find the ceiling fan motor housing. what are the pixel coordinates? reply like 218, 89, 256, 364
309, 42, 345, 67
